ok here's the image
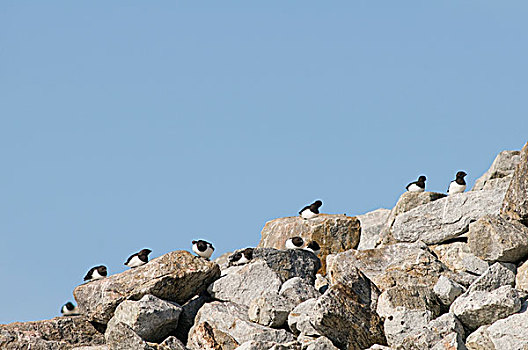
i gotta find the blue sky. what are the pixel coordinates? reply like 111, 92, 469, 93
1, 1, 527, 323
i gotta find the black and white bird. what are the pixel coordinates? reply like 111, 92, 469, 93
299, 200, 323, 219
229, 248, 254, 266
406, 176, 427, 192
124, 248, 152, 268
83, 265, 107, 282
448, 171, 467, 195
285, 236, 304, 249
61, 302, 80, 316
192, 240, 214, 259
305, 241, 321, 255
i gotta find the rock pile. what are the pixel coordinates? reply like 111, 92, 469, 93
1, 142, 527, 349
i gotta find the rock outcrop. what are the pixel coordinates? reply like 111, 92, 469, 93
501, 142, 528, 225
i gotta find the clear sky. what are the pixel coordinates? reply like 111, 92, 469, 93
1, 1, 527, 324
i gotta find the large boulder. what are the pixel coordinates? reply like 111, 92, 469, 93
188, 301, 295, 345
473, 150, 521, 191
485, 303, 528, 349
379, 192, 446, 246
431, 241, 488, 276
390, 189, 506, 245
252, 248, 322, 283
467, 214, 528, 263
450, 285, 521, 331
258, 214, 361, 273
501, 142, 528, 225
465, 326, 494, 350
248, 292, 296, 328
104, 322, 151, 350
326, 242, 449, 292
357, 208, 391, 250
465, 262, 516, 294
74, 250, 220, 324
105, 294, 182, 343
399, 313, 465, 350
0, 316, 105, 350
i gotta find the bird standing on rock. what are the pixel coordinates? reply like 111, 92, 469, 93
192, 240, 214, 259
448, 171, 467, 194
61, 302, 80, 316
299, 200, 323, 219
305, 241, 321, 255
124, 248, 152, 268
84, 265, 107, 282
406, 176, 427, 192
285, 236, 304, 249
229, 248, 254, 266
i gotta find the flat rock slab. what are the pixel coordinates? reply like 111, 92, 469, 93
468, 214, 528, 263
258, 214, 361, 273
501, 141, 528, 225
391, 188, 505, 245
486, 305, 528, 349
357, 208, 391, 250
0, 316, 104, 350
252, 248, 322, 283
74, 250, 220, 324
431, 241, 488, 275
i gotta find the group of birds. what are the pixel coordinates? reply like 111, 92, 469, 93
406, 171, 467, 194
60, 172, 466, 316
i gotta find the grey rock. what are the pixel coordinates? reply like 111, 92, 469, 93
473, 150, 521, 191
258, 214, 361, 273
465, 262, 516, 294
208, 260, 282, 307
433, 276, 465, 306
432, 242, 489, 275
383, 309, 433, 348
173, 294, 211, 343
357, 208, 391, 250
279, 277, 320, 305
187, 321, 239, 350
248, 292, 296, 328
515, 260, 528, 293
399, 313, 465, 350
288, 299, 320, 337
235, 341, 278, 350
390, 188, 505, 245
450, 285, 521, 331
0, 316, 105, 350
430, 332, 467, 350
252, 248, 322, 283
105, 294, 182, 343
188, 301, 294, 345
377, 285, 442, 320
105, 322, 152, 350
304, 336, 339, 350
326, 242, 448, 292
157, 336, 187, 350
501, 142, 528, 225
379, 191, 446, 246
468, 214, 528, 263
74, 250, 220, 324
465, 326, 494, 350
486, 305, 528, 349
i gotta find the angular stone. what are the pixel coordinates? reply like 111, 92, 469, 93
433, 276, 465, 306
468, 214, 528, 263
501, 142, 528, 225
252, 248, 322, 283
391, 189, 505, 245
304, 336, 339, 350
105, 321, 152, 350
156, 336, 187, 350
450, 285, 521, 331
486, 305, 528, 349
465, 262, 516, 294
515, 260, 528, 293
74, 251, 220, 324
473, 150, 521, 191
187, 321, 238, 350
465, 326, 494, 350
173, 293, 211, 343
377, 285, 442, 320
379, 191, 446, 245
326, 242, 448, 292
248, 292, 296, 328
288, 298, 320, 337
432, 242, 489, 275
0, 316, 105, 350
383, 309, 433, 348
399, 313, 465, 350
430, 332, 466, 350
188, 301, 294, 345
105, 294, 181, 343
208, 261, 282, 307
357, 208, 391, 250
279, 277, 320, 305
258, 214, 361, 273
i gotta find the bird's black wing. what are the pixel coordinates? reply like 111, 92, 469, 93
406, 181, 416, 190
124, 253, 137, 265
84, 267, 95, 281
299, 205, 310, 215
